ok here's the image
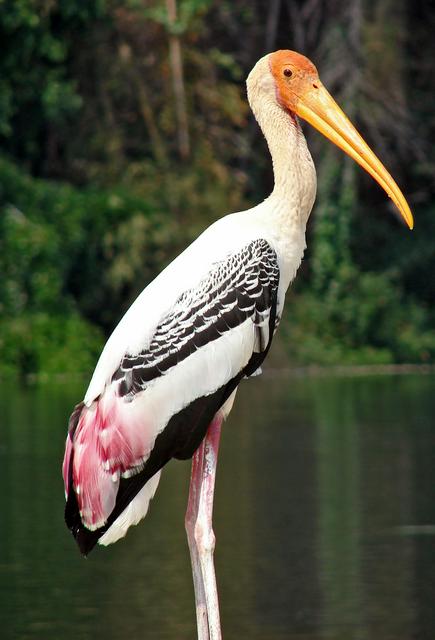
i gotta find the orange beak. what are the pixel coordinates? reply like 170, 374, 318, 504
294, 82, 414, 230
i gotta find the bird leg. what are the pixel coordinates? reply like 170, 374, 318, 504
185, 415, 223, 640
185, 438, 210, 640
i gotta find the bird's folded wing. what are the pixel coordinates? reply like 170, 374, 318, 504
110, 237, 280, 398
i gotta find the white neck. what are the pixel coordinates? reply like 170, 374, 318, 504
247, 57, 317, 229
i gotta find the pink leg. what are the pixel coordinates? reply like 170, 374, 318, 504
185, 415, 223, 640
185, 438, 210, 640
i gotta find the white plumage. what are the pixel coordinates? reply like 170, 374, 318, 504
63, 48, 413, 640
63, 53, 318, 553
99, 471, 161, 546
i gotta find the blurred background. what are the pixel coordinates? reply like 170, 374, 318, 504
1, 2, 435, 640
1, 0, 435, 376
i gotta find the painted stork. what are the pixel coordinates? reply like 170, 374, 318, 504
63, 50, 413, 639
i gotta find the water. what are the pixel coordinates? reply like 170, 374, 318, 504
0, 372, 434, 640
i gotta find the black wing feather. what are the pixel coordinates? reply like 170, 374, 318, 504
112, 238, 280, 398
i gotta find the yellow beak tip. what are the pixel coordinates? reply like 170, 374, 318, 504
405, 212, 414, 230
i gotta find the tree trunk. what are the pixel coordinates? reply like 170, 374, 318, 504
166, 0, 190, 159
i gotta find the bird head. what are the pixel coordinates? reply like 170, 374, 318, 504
254, 50, 414, 229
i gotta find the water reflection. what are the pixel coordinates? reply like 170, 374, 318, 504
0, 373, 434, 639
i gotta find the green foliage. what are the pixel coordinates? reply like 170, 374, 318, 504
0, 312, 103, 378
0, 141, 248, 377
283, 266, 435, 365
311, 152, 355, 293
0, 156, 182, 376
143, 0, 213, 34
0, 0, 107, 159
0, 0, 434, 376
302, 135, 435, 366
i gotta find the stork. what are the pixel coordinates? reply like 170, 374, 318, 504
62, 50, 413, 639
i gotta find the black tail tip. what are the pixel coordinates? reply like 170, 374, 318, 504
65, 488, 101, 556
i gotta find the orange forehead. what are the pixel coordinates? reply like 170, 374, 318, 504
269, 50, 318, 77
268, 50, 319, 112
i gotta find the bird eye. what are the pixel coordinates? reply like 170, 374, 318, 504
283, 69, 293, 78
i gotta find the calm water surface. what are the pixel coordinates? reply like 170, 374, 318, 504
0, 372, 434, 640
